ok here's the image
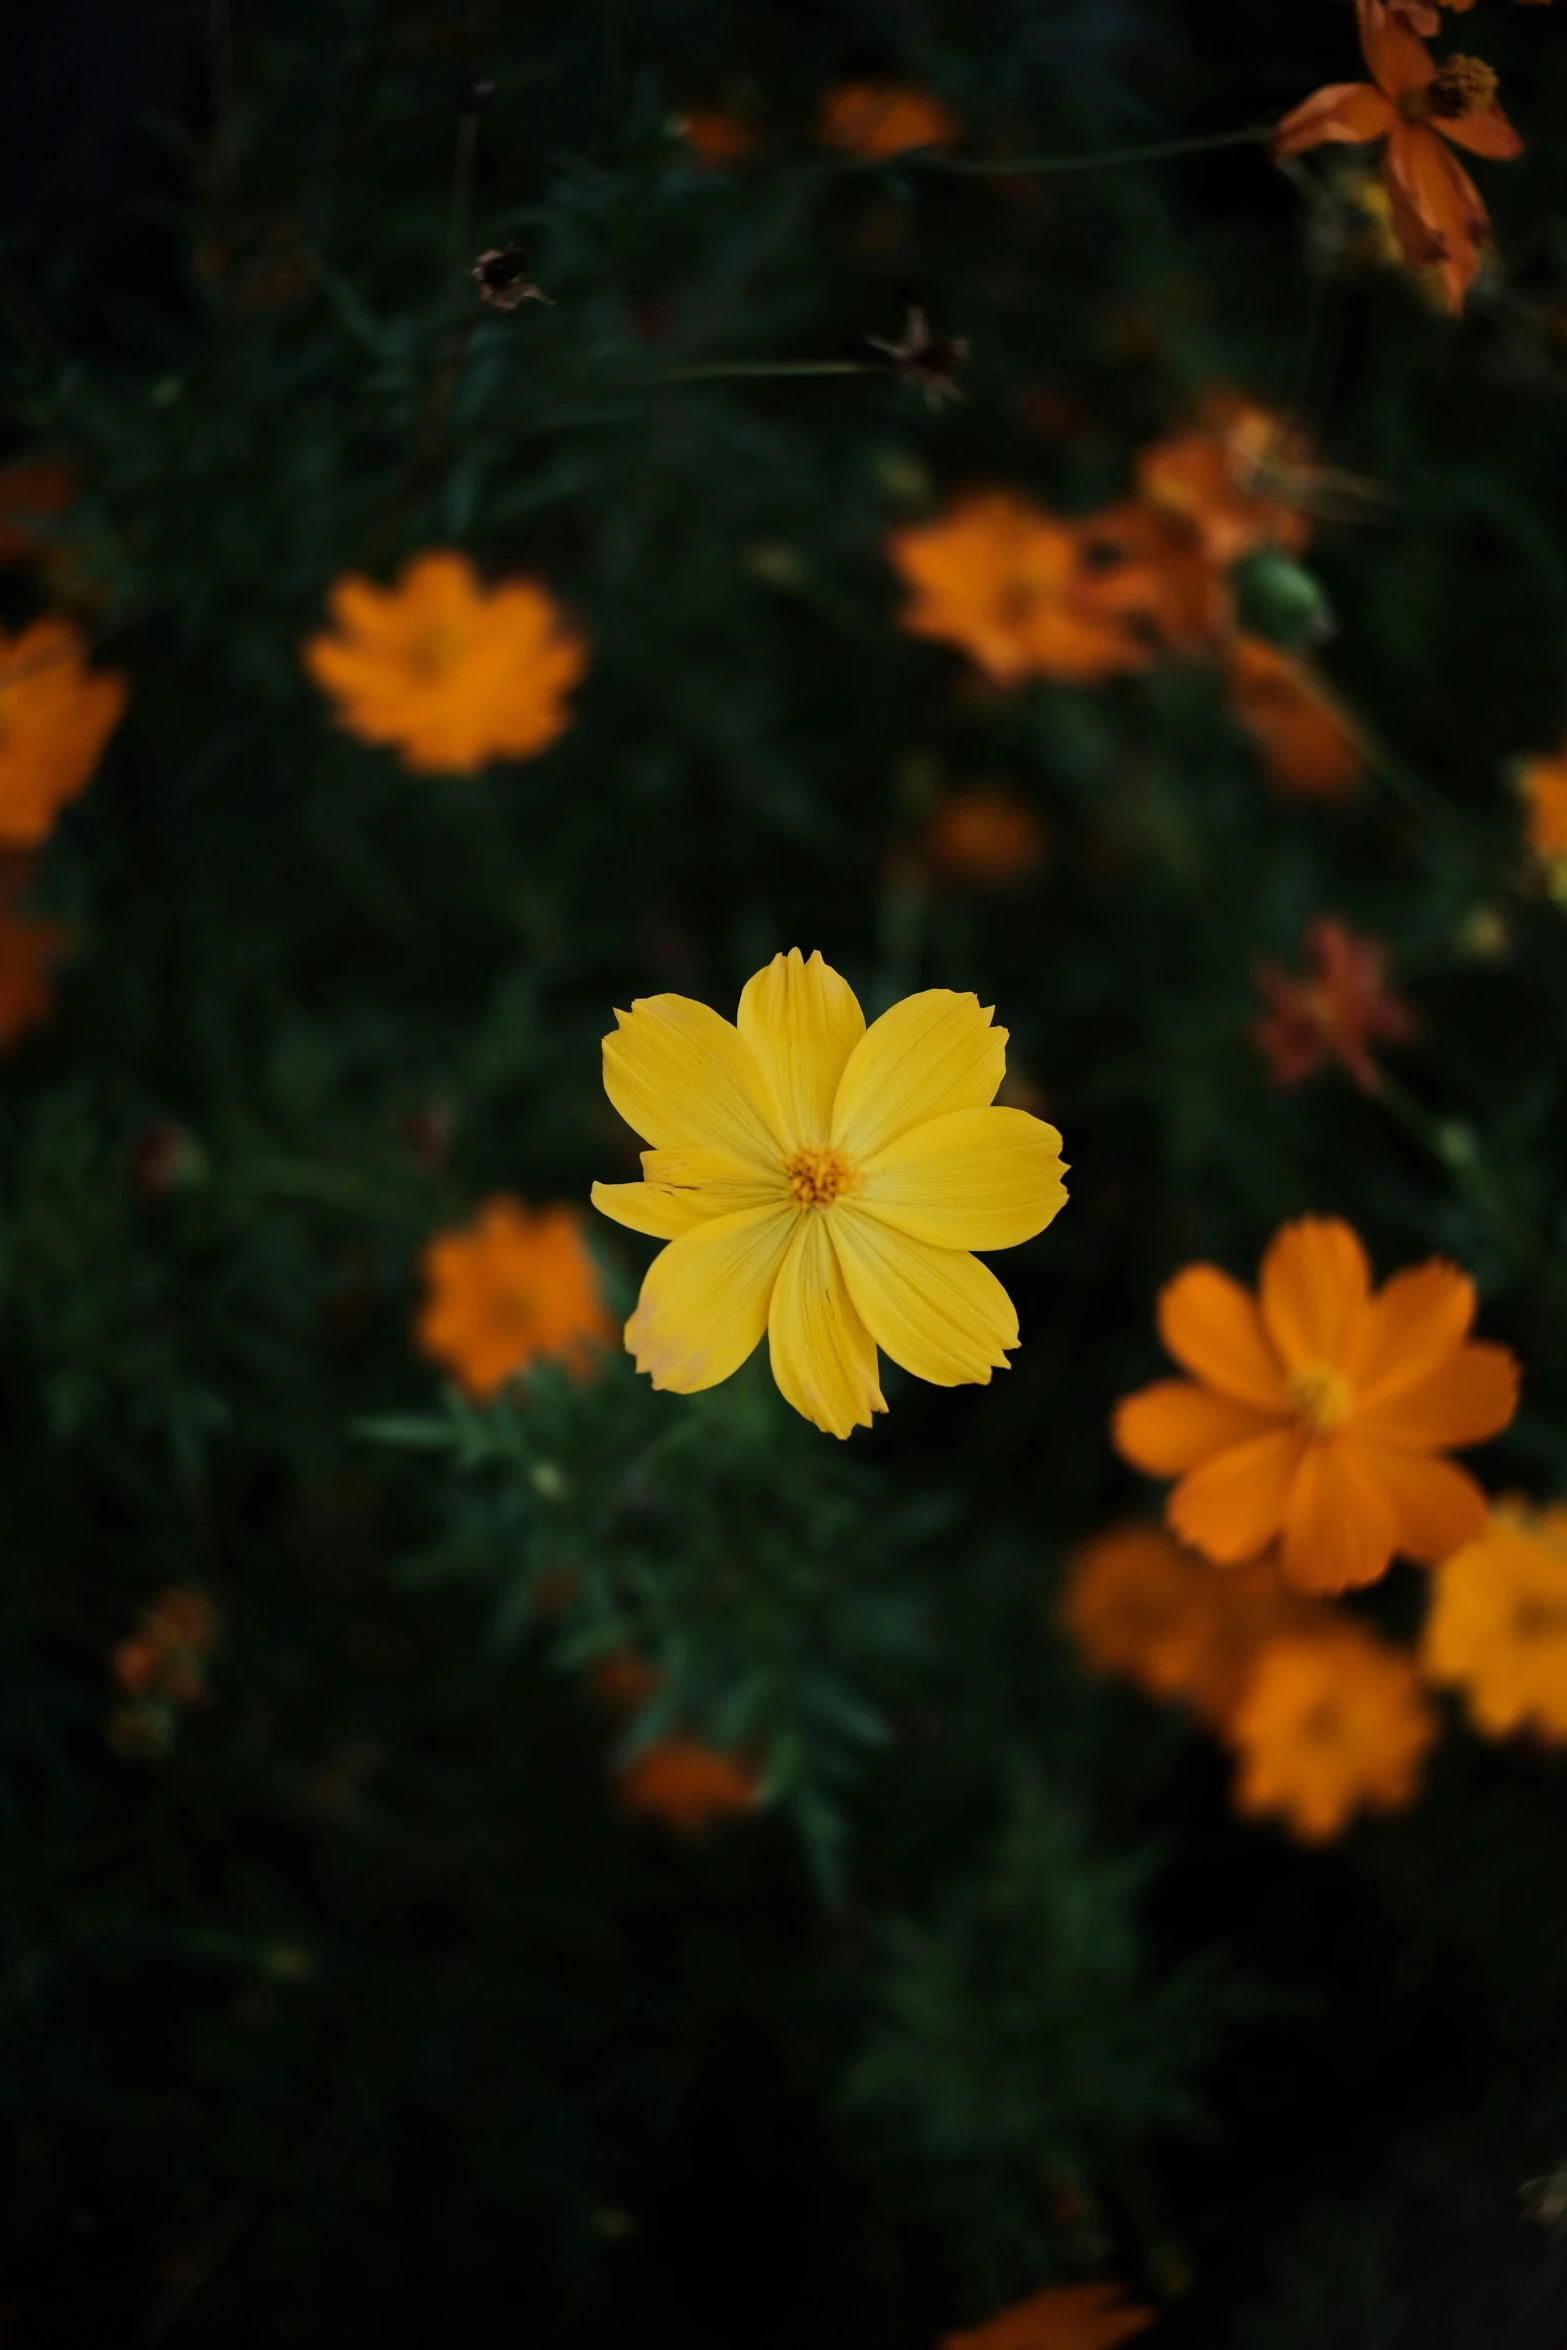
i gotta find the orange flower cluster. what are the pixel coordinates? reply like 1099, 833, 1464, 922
927, 787, 1047, 886
817, 81, 958, 160
1276, 0, 1522, 314
417, 1198, 612, 1400
1114, 1217, 1518, 1594
0, 615, 126, 847
590, 1649, 763, 1834
109, 1588, 219, 1757
1423, 1504, 1567, 1741
1253, 916, 1415, 1092
0, 866, 69, 1049
305, 551, 587, 775
939, 2280, 1157, 2350
886, 393, 1364, 798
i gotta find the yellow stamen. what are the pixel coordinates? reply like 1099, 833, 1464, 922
1403, 56, 1498, 124
786, 1144, 858, 1209
1287, 1359, 1354, 1436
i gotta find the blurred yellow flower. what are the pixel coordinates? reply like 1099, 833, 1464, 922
592, 949, 1067, 1436
305, 550, 587, 775
1423, 1505, 1567, 1741
0, 615, 126, 847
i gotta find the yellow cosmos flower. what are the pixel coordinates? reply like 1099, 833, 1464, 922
590, 950, 1068, 1437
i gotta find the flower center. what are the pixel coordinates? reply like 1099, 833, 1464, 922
786, 1144, 857, 1209
1403, 56, 1497, 123
1513, 1598, 1567, 1642
1287, 1359, 1354, 1436
413, 624, 472, 680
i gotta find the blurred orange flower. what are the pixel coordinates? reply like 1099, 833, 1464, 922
939, 2280, 1158, 2350
0, 872, 69, 1049
112, 1586, 219, 1707
1136, 391, 1314, 568
1252, 916, 1415, 1092
887, 493, 1153, 686
818, 81, 958, 159
616, 1737, 761, 1833
1072, 502, 1231, 660
1113, 1216, 1518, 1594
304, 550, 587, 775
417, 1198, 613, 1400
1275, 0, 1521, 314
1518, 745, 1567, 891
1227, 635, 1365, 800
590, 1650, 663, 1710
1228, 1622, 1436, 1841
1061, 1526, 1325, 1730
1422, 1504, 1567, 1740
927, 788, 1047, 885
0, 456, 79, 565
677, 107, 760, 166
0, 615, 127, 847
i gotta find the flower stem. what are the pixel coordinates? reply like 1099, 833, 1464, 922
1373, 1068, 1537, 1263
913, 125, 1269, 177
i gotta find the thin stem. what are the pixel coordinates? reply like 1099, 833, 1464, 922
1374, 1068, 1538, 1263
637, 359, 878, 384
912, 125, 1269, 177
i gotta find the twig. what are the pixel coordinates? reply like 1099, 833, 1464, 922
911, 125, 1270, 177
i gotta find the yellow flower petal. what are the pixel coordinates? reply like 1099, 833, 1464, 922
830, 1208, 1017, 1386
737, 950, 866, 1153
857, 1105, 1067, 1251
768, 1213, 886, 1438
625, 1205, 797, 1393
831, 989, 1007, 1161
603, 995, 784, 1166
590, 1178, 709, 1240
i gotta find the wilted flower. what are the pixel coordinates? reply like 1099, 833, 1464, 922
417, 1198, 613, 1400
1275, 0, 1522, 314
1114, 1216, 1518, 1594
470, 246, 551, 310
304, 551, 587, 774
0, 615, 126, 846
1228, 1623, 1436, 1842
939, 2280, 1159, 2350
817, 81, 958, 160
866, 306, 970, 408
1422, 1504, 1567, 1741
1227, 635, 1365, 799
1252, 916, 1416, 1092
591, 950, 1067, 1437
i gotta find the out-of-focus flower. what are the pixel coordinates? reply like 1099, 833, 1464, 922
1227, 635, 1365, 799
866, 307, 970, 408
304, 551, 587, 775
1422, 1504, 1567, 1740
939, 2279, 1159, 2350
1275, 0, 1522, 315
470, 246, 552, 309
817, 81, 958, 160
675, 107, 760, 166
1252, 916, 1416, 1092
615, 1737, 761, 1833
112, 1587, 219, 1708
1228, 1622, 1437, 1841
131, 1118, 208, 1196
0, 456, 79, 565
0, 869, 68, 1049
1136, 391, 1315, 568
1072, 502, 1231, 660
1518, 744, 1567, 896
591, 950, 1068, 1437
0, 615, 126, 846
1114, 1216, 1518, 1594
927, 788, 1046, 886
887, 494, 1154, 686
417, 1198, 613, 1401
590, 1650, 663, 1711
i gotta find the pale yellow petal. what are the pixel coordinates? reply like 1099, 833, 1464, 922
603, 995, 784, 1165
767, 1213, 886, 1438
857, 1106, 1067, 1252
830, 1207, 1018, 1387
591, 1179, 711, 1240
625, 1206, 798, 1393
831, 989, 1007, 1161
736, 950, 866, 1153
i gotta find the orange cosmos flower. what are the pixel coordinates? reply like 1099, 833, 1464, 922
1275, 0, 1522, 315
1518, 744, 1567, 893
1228, 1622, 1436, 1841
1227, 635, 1365, 799
1071, 502, 1231, 660
939, 2280, 1158, 2350
1114, 1216, 1519, 1594
887, 493, 1153, 686
1252, 916, 1416, 1093
0, 456, 79, 566
817, 81, 958, 159
677, 107, 760, 166
304, 550, 587, 775
1422, 1504, 1567, 1741
0, 615, 126, 847
615, 1737, 761, 1833
0, 871, 69, 1048
417, 1198, 613, 1401
927, 788, 1047, 886
1136, 390, 1315, 568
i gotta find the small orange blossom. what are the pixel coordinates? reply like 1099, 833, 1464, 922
0, 615, 126, 847
1228, 1622, 1436, 1841
1228, 635, 1365, 800
927, 788, 1047, 886
818, 81, 958, 159
417, 1198, 613, 1401
939, 2280, 1158, 2350
616, 1737, 761, 1833
1136, 390, 1315, 568
1422, 1504, 1567, 1741
1252, 916, 1415, 1093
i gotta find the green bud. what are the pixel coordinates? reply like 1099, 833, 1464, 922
1233, 549, 1334, 648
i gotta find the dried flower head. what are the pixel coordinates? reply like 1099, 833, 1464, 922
417, 1198, 613, 1401
1252, 916, 1416, 1093
0, 615, 126, 847
1228, 1622, 1437, 1842
470, 245, 552, 311
866, 307, 970, 408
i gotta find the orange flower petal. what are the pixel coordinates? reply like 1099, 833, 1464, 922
1274, 81, 1395, 160
1113, 1379, 1281, 1476
1259, 1216, 1371, 1371
1440, 104, 1523, 162
1169, 1428, 1306, 1564
1353, 1445, 1489, 1563
1279, 1440, 1398, 1592
1157, 1264, 1289, 1410
1348, 1259, 1475, 1391
1385, 121, 1488, 311
1352, 1339, 1518, 1451
1358, 0, 1434, 104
